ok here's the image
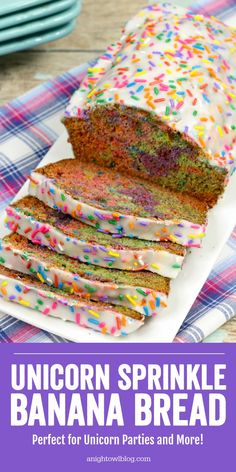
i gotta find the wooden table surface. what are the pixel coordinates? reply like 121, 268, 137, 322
0, 0, 235, 342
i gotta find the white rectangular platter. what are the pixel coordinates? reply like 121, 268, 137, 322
0, 131, 236, 343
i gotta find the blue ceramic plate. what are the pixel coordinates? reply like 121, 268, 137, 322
0, 0, 52, 16
0, 2, 81, 42
0, 19, 77, 56
0, 0, 77, 30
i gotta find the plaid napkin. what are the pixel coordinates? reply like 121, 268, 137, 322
0, 1, 236, 343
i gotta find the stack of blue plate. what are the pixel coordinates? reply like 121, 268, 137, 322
0, 0, 82, 56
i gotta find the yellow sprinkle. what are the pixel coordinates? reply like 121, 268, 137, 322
134, 71, 146, 76
37, 273, 45, 283
194, 125, 205, 130
88, 309, 100, 318
19, 299, 30, 307
217, 126, 223, 137
87, 89, 96, 99
194, 14, 203, 21
88, 67, 104, 73
108, 251, 120, 258
151, 263, 160, 270
188, 233, 205, 239
190, 70, 202, 77
1, 281, 8, 287
126, 294, 138, 307
169, 235, 178, 243
229, 92, 236, 98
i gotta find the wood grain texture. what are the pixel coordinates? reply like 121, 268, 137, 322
0, 0, 235, 341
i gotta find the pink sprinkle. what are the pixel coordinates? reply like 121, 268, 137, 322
31, 225, 49, 240
159, 84, 169, 91
43, 308, 50, 315
110, 326, 117, 334
176, 101, 184, 109
76, 312, 87, 328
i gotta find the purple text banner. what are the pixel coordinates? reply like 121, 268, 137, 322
0, 343, 235, 471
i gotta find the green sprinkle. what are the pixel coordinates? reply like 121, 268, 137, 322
193, 110, 198, 116
136, 288, 147, 296
96, 99, 106, 103
88, 215, 95, 221
172, 263, 181, 269
131, 96, 139, 101
154, 87, 159, 95
61, 194, 66, 201
165, 106, 170, 116
108, 219, 117, 225
119, 294, 124, 300
0, 257, 5, 263
84, 255, 90, 261
231, 125, 236, 130
95, 222, 100, 229
29, 267, 36, 274
37, 299, 43, 305
21, 254, 29, 261
108, 262, 114, 267
84, 284, 97, 293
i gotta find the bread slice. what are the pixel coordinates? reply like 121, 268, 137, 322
5, 196, 185, 276
1, 233, 170, 317
29, 159, 207, 247
0, 264, 144, 336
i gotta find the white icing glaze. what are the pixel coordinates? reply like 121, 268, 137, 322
0, 272, 144, 336
0, 240, 168, 317
29, 171, 205, 248
65, 2, 236, 171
